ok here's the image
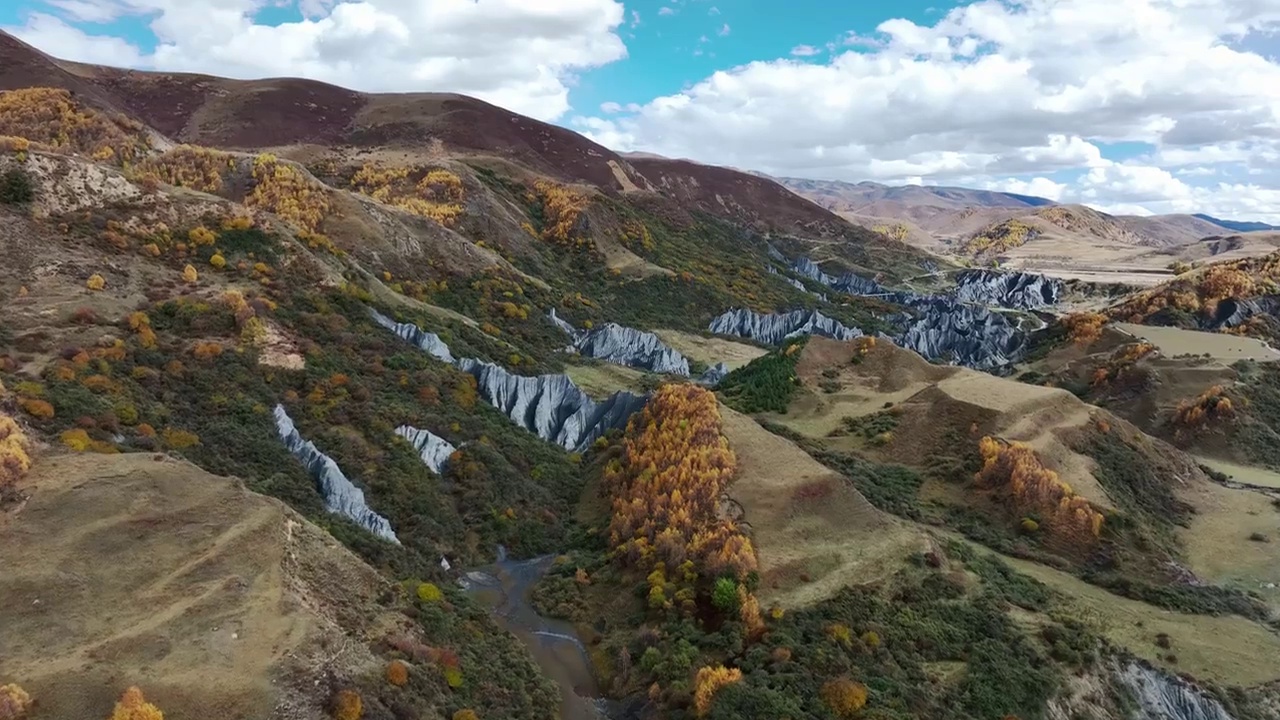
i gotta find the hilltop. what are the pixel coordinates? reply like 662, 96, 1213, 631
776, 176, 1278, 288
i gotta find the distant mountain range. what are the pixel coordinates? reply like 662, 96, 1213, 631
1193, 214, 1280, 233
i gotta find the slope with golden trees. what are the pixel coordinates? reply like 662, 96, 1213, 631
1108, 251, 1280, 336
606, 384, 757, 587
0, 87, 150, 164
975, 436, 1104, 550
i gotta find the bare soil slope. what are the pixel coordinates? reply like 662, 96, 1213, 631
0, 452, 408, 720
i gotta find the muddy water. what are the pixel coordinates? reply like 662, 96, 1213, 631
462, 550, 613, 720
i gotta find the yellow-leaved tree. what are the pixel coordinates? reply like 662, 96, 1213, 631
182, 264, 198, 284
108, 687, 163, 720
692, 665, 742, 717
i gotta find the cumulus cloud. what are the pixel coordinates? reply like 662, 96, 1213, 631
790, 44, 821, 57
573, 0, 1280, 220
658, 6, 675, 16
4, 0, 628, 121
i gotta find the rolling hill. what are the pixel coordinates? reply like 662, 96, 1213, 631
2, 26, 1279, 720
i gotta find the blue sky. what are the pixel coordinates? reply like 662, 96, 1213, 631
573, 0, 958, 114
3, 0, 1280, 221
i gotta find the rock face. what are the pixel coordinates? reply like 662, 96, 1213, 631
697, 362, 731, 386
708, 308, 863, 345
792, 256, 886, 296
550, 310, 691, 375
1117, 662, 1234, 720
394, 425, 457, 475
273, 404, 400, 544
952, 269, 1063, 310
370, 310, 648, 452
457, 358, 647, 451
1201, 295, 1280, 332
370, 308, 454, 363
893, 299, 1029, 371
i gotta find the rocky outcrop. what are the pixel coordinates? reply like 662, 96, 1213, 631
952, 269, 1063, 310
894, 299, 1028, 371
1117, 662, 1234, 720
456, 358, 647, 451
698, 362, 731, 386
395, 425, 457, 475
550, 310, 691, 375
708, 308, 863, 345
273, 404, 399, 544
1203, 295, 1280, 332
792, 257, 887, 296
370, 308, 454, 363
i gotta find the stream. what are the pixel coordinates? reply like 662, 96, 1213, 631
461, 548, 617, 720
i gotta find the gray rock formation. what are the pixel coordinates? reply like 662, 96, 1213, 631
1202, 294, 1280, 332
273, 404, 400, 544
395, 425, 457, 475
697, 362, 731, 386
548, 308, 581, 340
708, 308, 863, 345
368, 310, 649, 452
893, 299, 1028, 371
1117, 662, 1234, 720
792, 256, 887, 296
550, 310, 691, 375
952, 269, 1063, 310
370, 308, 455, 363
456, 358, 647, 451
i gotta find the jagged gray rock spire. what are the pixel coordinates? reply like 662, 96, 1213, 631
273, 404, 400, 544
893, 299, 1028, 371
697, 362, 731, 386
395, 425, 457, 474
548, 309, 691, 376
456, 358, 647, 451
369, 308, 454, 363
952, 269, 1063, 310
369, 311, 648, 452
708, 308, 863, 345
1118, 662, 1234, 720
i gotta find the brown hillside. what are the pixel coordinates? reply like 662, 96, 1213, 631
0, 452, 413, 720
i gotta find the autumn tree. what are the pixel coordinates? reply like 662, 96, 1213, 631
1061, 312, 1106, 345
821, 678, 868, 718
385, 659, 409, 686
0, 684, 32, 720
332, 690, 362, 720
976, 437, 1103, 548
692, 665, 742, 717
108, 687, 163, 720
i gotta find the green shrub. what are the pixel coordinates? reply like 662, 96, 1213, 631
0, 167, 34, 204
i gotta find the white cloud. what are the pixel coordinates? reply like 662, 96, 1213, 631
718, 23, 730, 36
630, 10, 640, 27
658, 6, 675, 16
5, 0, 629, 121
709, 6, 720, 15
790, 44, 821, 57
573, 0, 1280, 221
985, 176, 1068, 202
42, 0, 125, 23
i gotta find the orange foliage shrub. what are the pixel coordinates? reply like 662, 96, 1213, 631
1173, 385, 1235, 428
606, 384, 757, 582
332, 689, 362, 720
108, 686, 163, 720
1062, 312, 1106, 345
821, 678, 868, 718
976, 437, 1103, 547
0, 683, 32, 719
385, 659, 410, 686
137, 145, 232, 193
532, 180, 591, 247
18, 398, 54, 420
0, 88, 148, 163
692, 665, 742, 717
452, 711, 478, 720
192, 341, 224, 360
